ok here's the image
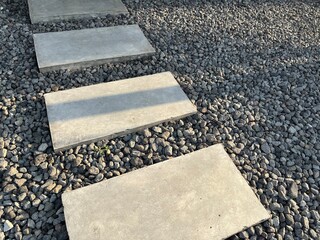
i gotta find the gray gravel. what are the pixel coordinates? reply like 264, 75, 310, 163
1, 0, 320, 239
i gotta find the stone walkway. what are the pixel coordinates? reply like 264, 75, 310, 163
26, 1, 270, 239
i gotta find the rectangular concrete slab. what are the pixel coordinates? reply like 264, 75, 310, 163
28, 0, 128, 23
33, 25, 155, 72
44, 72, 197, 152
62, 144, 270, 240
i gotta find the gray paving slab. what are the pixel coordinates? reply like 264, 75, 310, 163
33, 25, 155, 72
44, 72, 197, 152
62, 144, 270, 240
28, 0, 128, 23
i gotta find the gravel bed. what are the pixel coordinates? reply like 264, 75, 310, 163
0, 0, 319, 239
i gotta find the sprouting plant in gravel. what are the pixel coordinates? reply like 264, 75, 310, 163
95, 145, 111, 156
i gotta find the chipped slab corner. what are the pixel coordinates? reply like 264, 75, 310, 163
62, 144, 270, 240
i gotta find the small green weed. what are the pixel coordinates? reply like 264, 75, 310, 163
95, 145, 111, 155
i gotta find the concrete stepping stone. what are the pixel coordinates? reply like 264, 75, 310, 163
45, 72, 197, 152
62, 144, 270, 240
27, 0, 128, 23
33, 25, 155, 72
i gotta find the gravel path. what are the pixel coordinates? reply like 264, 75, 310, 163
0, 0, 319, 239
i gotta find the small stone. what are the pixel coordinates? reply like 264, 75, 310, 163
309, 229, 317, 238
288, 126, 296, 134
114, 162, 120, 169
28, 219, 35, 228
287, 161, 295, 167
153, 126, 162, 133
18, 192, 27, 201
15, 118, 23, 126
42, 180, 56, 191
88, 143, 95, 151
34, 154, 47, 166
74, 157, 82, 166
135, 144, 145, 152
53, 185, 63, 194
261, 143, 271, 154
4, 184, 16, 193
289, 182, 299, 199
311, 210, 320, 221
48, 166, 57, 177
278, 185, 287, 200
0, 148, 7, 157
89, 166, 99, 175
0, 138, 4, 149
285, 214, 295, 226
0, 159, 8, 168
270, 202, 282, 211
112, 155, 121, 162
15, 178, 27, 187
165, 145, 173, 156
143, 129, 152, 137
132, 150, 141, 157
67, 154, 76, 161
7, 166, 18, 176
206, 134, 215, 143
38, 143, 48, 152
129, 140, 135, 148
95, 173, 104, 182
109, 161, 114, 168
273, 216, 280, 228
180, 145, 189, 153
4, 220, 14, 232
0, 232, 4, 240
161, 131, 170, 140
239, 230, 249, 239
15, 232, 22, 240
183, 129, 195, 137
116, 141, 125, 149
177, 130, 183, 138
130, 157, 143, 167
302, 216, 309, 229
151, 143, 158, 151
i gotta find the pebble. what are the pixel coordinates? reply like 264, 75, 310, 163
278, 185, 287, 200
4, 220, 13, 232
38, 143, 49, 152
152, 126, 162, 133
7, 166, 18, 176
206, 134, 215, 143
95, 173, 104, 182
89, 166, 99, 175
0, 148, 7, 157
143, 129, 152, 138
34, 154, 47, 166
261, 143, 271, 154
165, 145, 173, 156
289, 182, 299, 199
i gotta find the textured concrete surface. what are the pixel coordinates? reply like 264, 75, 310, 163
33, 25, 155, 72
27, 0, 128, 23
62, 144, 270, 240
44, 72, 197, 151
